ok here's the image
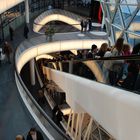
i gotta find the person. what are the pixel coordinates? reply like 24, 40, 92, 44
112, 37, 124, 56
9, 26, 14, 41
121, 43, 131, 79
48, 5, 53, 10
109, 38, 124, 85
52, 105, 59, 121
26, 127, 44, 140
55, 109, 63, 125
83, 20, 87, 32
24, 24, 29, 39
0, 48, 6, 65
80, 20, 84, 32
102, 48, 112, 83
87, 44, 98, 58
3, 41, 12, 63
76, 50, 82, 59
16, 135, 25, 140
97, 43, 108, 58
88, 18, 92, 31
122, 43, 140, 90
82, 49, 88, 59
37, 89, 46, 105
96, 43, 108, 69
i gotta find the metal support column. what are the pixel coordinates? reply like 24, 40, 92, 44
25, 0, 29, 23
30, 59, 35, 85
69, 60, 73, 74
58, 61, 63, 71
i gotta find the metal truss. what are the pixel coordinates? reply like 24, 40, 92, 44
99, 0, 140, 46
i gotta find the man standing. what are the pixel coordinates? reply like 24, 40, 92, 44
26, 128, 44, 140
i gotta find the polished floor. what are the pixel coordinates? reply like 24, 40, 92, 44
0, 23, 46, 140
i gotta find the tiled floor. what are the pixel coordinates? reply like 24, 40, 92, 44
0, 22, 45, 140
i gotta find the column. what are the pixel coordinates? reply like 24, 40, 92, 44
58, 62, 63, 71
30, 59, 35, 86
101, 15, 105, 29
69, 59, 73, 74
25, 0, 29, 23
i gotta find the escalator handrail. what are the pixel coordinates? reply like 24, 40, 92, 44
14, 46, 71, 140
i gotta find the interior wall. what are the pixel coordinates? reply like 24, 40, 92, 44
0, 0, 24, 14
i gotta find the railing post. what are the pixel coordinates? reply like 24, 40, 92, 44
78, 113, 84, 139
66, 109, 72, 134
75, 113, 80, 139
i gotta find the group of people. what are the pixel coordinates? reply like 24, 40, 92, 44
75, 37, 140, 90
15, 127, 44, 140
76, 43, 108, 60
80, 18, 92, 32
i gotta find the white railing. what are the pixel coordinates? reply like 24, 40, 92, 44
42, 66, 140, 140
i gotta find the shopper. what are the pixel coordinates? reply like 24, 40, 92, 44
3, 41, 12, 63
26, 127, 44, 140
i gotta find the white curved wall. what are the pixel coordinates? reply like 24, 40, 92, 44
33, 10, 83, 33
16, 39, 107, 73
45, 68, 140, 140
34, 14, 81, 33
0, 0, 24, 14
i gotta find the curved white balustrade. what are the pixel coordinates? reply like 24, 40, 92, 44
16, 39, 106, 73
44, 67, 140, 140
36, 54, 54, 60
33, 9, 83, 33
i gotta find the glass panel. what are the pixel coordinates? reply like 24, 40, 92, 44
120, 5, 131, 25
127, 32, 140, 46
120, 0, 138, 5
106, 3, 116, 20
112, 26, 122, 40
113, 8, 123, 28
120, 4, 138, 26
128, 10, 140, 36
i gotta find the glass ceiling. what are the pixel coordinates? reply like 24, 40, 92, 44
99, 0, 140, 46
